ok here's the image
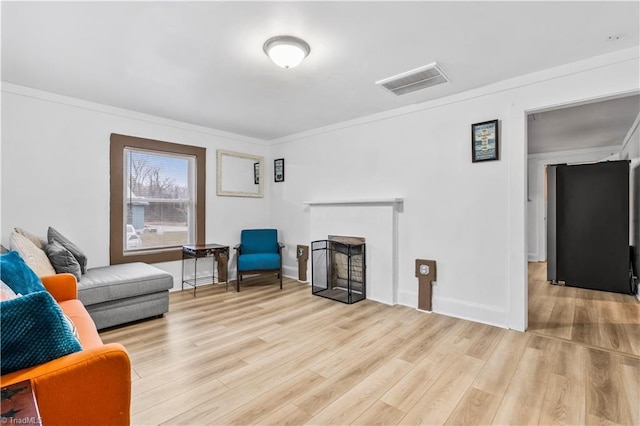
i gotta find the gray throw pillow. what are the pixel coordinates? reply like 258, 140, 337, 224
47, 227, 87, 274
44, 240, 81, 281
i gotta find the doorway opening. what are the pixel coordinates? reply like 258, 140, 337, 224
525, 92, 640, 357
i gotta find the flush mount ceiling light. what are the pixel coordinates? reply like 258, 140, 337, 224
263, 35, 310, 69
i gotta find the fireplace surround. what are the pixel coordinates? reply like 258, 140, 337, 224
305, 197, 402, 304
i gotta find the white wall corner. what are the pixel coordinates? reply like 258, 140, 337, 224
508, 108, 528, 332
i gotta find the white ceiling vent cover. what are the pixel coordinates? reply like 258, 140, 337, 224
376, 62, 449, 96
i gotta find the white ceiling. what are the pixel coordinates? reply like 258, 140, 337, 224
527, 95, 640, 155
2, 1, 639, 141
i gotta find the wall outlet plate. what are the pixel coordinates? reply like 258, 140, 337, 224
419, 264, 430, 275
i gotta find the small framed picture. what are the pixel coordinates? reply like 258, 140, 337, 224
471, 119, 499, 162
253, 162, 260, 184
274, 158, 285, 182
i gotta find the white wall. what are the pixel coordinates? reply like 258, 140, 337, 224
527, 146, 622, 262
2, 47, 638, 331
1, 83, 270, 289
268, 47, 640, 330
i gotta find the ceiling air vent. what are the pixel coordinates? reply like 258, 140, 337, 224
375, 62, 448, 96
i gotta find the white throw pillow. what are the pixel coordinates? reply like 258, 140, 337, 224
14, 227, 46, 249
10, 232, 56, 277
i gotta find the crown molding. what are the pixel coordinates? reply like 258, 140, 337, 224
269, 46, 640, 145
1, 82, 269, 146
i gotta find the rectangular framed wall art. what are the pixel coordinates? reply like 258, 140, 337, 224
471, 119, 499, 162
274, 158, 285, 182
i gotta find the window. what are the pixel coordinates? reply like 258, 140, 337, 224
110, 134, 205, 264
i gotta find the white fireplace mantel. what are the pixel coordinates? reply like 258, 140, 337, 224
304, 197, 403, 206
306, 197, 402, 305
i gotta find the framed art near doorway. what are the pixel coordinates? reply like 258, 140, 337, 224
472, 119, 499, 162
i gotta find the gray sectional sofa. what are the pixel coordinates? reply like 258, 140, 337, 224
7, 227, 174, 330
78, 262, 174, 330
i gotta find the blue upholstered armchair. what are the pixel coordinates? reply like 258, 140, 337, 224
234, 229, 284, 292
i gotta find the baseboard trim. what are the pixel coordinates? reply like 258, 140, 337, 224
282, 265, 298, 279
282, 273, 308, 284
396, 289, 417, 308
432, 296, 509, 329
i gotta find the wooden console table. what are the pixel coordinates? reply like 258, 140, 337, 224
182, 244, 229, 296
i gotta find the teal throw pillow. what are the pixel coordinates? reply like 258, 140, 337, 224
1, 291, 82, 375
0, 251, 46, 295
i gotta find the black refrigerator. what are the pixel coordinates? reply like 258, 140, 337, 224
547, 160, 630, 294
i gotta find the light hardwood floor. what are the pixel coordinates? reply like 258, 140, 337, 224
528, 262, 640, 358
101, 276, 640, 425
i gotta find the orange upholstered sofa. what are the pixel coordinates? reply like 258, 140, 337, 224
1, 274, 131, 425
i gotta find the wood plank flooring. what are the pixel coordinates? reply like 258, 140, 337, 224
528, 262, 640, 358
100, 275, 640, 425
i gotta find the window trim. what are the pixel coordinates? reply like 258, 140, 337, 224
110, 133, 206, 265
